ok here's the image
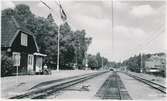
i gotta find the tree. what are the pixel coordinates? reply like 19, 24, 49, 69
72, 30, 92, 69
87, 54, 98, 70
122, 54, 142, 72
47, 13, 54, 23
2, 8, 15, 17
96, 52, 102, 69
14, 4, 33, 23
87, 53, 111, 70
1, 55, 14, 77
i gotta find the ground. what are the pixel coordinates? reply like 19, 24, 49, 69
127, 71, 166, 86
1, 70, 97, 98
119, 72, 166, 100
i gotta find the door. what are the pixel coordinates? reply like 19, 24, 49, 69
28, 54, 34, 72
35, 57, 42, 72
12, 52, 21, 67
20, 53, 27, 73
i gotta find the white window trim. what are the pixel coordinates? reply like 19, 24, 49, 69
21, 33, 28, 46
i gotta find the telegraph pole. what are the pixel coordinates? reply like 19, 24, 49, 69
56, 0, 67, 71
111, 0, 114, 62
57, 25, 60, 71
75, 47, 78, 69
140, 53, 143, 73
40, 0, 67, 72
102, 58, 104, 69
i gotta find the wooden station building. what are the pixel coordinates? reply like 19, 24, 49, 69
1, 16, 46, 75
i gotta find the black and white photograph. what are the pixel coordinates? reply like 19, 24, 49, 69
1, 0, 166, 100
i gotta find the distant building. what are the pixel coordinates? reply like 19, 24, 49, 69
1, 16, 46, 75
144, 54, 166, 73
120, 66, 127, 71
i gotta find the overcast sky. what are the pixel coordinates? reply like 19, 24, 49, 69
1, 0, 167, 62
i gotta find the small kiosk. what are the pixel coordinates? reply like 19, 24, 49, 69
34, 52, 47, 74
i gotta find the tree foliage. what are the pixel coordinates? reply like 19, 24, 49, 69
122, 52, 166, 73
87, 53, 110, 70
1, 54, 14, 77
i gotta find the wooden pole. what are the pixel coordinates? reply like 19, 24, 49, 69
16, 66, 18, 84
57, 25, 60, 72
141, 53, 143, 73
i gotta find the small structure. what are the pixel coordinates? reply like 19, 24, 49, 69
1, 16, 46, 75
34, 52, 47, 73
120, 66, 127, 71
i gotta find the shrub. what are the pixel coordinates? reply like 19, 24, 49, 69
1, 55, 14, 77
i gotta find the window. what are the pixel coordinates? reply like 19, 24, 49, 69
21, 33, 28, 46
12, 52, 20, 66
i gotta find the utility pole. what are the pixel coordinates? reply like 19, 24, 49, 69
85, 54, 88, 69
75, 47, 78, 69
57, 25, 60, 71
102, 58, 104, 69
56, 0, 67, 71
111, 0, 114, 59
41, 0, 67, 72
140, 53, 143, 73
110, 0, 114, 64
85, 38, 89, 70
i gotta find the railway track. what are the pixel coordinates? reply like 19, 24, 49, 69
124, 72, 166, 94
9, 71, 108, 99
95, 71, 132, 100
29, 72, 98, 90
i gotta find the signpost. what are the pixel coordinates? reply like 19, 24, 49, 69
13, 53, 20, 84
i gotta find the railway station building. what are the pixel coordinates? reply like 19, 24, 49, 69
1, 16, 46, 75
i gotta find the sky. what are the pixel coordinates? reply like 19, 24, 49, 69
1, 0, 167, 62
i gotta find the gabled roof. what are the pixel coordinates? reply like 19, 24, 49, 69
1, 16, 39, 52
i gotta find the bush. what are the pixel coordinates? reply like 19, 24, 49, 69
1, 55, 14, 77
